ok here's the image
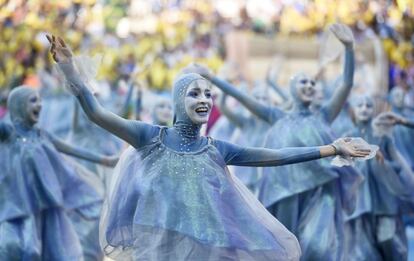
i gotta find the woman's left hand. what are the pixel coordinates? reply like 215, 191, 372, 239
376, 112, 405, 125
332, 137, 371, 158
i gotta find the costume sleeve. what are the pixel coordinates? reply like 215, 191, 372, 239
59, 61, 158, 148
321, 46, 354, 123
209, 76, 283, 124
213, 139, 321, 167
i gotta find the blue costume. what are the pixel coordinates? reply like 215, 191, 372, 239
58, 52, 359, 260
0, 87, 115, 260
389, 87, 414, 170
344, 95, 414, 261
323, 77, 355, 137
208, 42, 362, 260
387, 87, 414, 259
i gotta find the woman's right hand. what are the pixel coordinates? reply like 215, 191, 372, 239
46, 34, 73, 63
329, 23, 354, 48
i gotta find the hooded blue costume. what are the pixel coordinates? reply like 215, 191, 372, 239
343, 95, 414, 260
57, 46, 367, 259
207, 39, 363, 260
0, 86, 114, 260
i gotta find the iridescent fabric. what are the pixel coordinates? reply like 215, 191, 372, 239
0, 209, 83, 261
347, 135, 414, 219
259, 112, 360, 207
258, 112, 362, 260
344, 126, 413, 260
58, 68, 315, 260
100, 128, 300, 261
0, 127, 103, 260
345, 214, 407, 261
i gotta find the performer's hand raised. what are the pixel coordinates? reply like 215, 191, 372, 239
46, 34, 73, 63
329, 23, 354, 47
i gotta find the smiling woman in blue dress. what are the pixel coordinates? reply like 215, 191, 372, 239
47, 33, 371, 261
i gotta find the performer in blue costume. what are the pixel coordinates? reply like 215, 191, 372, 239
0, 86, 117, 260
219, 88, 272, 191
48, 34, 371, 261
389, 86, 414, 170
380, 88, 414, 259
344, 95, 414, 261
200, 24, 361, 260
151, 95, 173, 126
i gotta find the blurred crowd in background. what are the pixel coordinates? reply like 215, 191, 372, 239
0, 0, 414, 117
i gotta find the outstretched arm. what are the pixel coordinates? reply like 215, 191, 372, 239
47, 35, 158, 148
399, 117, 414, 128
321, 24, 355, 123
214, 138, 370, 167
206, 75, 283, 124
376, 112, 414, 129
218, 93, 248, 128
47, 132, 118, 167
182, 63, 282, 123
59, 62, 156, 148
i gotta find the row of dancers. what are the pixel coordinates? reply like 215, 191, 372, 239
0, 23, 413, 261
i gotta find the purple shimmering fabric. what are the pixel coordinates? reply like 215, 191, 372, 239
0, 128, 103, 260
100, 127, 301, 261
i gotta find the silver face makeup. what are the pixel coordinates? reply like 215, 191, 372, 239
184, 79, 213, 125
353, 97, 374, 123
295, 76, 316, 105
154, 99, 173, 125
25, 92, 42, 126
